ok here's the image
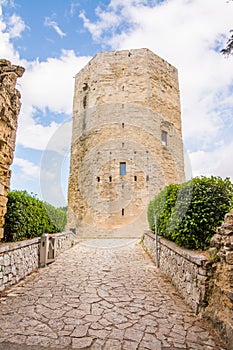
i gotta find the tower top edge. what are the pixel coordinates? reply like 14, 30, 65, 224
74, 48, 177, 78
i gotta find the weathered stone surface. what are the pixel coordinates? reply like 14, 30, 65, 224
203, 210, 233, 350
0, 59, 24, 239
142, 231, 210, 314
0, 239, 225, 349
0, 232, 78, 291
67, 48, 185, 238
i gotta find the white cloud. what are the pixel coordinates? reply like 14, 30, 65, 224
0, 3, 90, 153
16, 50, 89, 151
21, 50, 89, 114
80, 0, 233, 180
79, 8, 121, 41
189, 140, 233, 182
13, 157, 40, 178
44, 17, 66, 38
8, 13, 26, 38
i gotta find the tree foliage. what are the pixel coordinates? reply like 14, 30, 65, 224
3, 191, 67, 242
148, 176, 233, 250
221, 29, 233, 56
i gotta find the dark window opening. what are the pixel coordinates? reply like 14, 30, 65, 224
109, 176, 112, 182
134, 176, 137, 182
122, 104, 124, 109
83, 95, 87, 109
97, 176, 100, 182
122, 208, 125, 216
122, 68, 125, 74
134, 151, 137, 154
122, 86, 124, 91
128, 51, 131, 57
161, 130, 168, 146
122, 184, 124, 189
82, 83, 88, 91
120, 162, 126, 176
146, 175, 149, 181
122, 122, 125, 128
122, 142, 124, 148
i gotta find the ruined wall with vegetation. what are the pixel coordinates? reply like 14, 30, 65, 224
0, 59, 24, 239
203, 210, 233, 349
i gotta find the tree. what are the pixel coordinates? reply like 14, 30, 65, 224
221, 29, 233, 56
221, 0, 233, 56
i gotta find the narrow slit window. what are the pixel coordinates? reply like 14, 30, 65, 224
109, 176, 112, 182
146, 175, 149, 181
122, 184, 124, 189
122, 122, 125, 128
122, 142, 124, 148
122, 103, 124, 109
161, 130, 168, 146
120, 162, 126, 176
122, 208, 125, 216
122, 86, 124, 91
134, 176, 137, 182
97, 176, 100, 182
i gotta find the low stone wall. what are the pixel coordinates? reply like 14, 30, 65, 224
142, 231, 211, 314
0, 237, 40, 292
0, 232, 78, 292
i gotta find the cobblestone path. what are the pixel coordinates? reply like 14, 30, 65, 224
0, 239, 226, 350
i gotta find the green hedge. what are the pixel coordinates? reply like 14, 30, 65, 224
3, 191, 67, 242
148, 176, 233, 250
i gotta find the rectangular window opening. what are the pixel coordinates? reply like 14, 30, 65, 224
161, 130, 168, 146
109, 176, 112, 182
120, 162, 126, 176
146, 175, 149, 181
122, 208, 125, 216
122, 142, 124, 148
97, 176, 100, 182
134, 176, 137, 182
122, 122, 125, 128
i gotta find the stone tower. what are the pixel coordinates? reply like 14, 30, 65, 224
0, 59, 24, 239
67, 48, 185, 238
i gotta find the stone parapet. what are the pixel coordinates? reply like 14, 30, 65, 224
142, 231, 211, 314
0, 232, 78, 292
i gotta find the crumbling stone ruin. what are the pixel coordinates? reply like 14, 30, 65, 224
0, 59, 24, 239
67, 48, 185, 237
203, 210, 233, 349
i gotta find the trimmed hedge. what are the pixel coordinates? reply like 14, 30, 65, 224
148, 176, 233, 250
3, 191, 67, 242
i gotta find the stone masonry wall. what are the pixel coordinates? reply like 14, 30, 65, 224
0, 232, 78, 292
142, 231, 211, 314
67, 48, 185, 238
203, 210, 233, 349
0, 59, 24, 239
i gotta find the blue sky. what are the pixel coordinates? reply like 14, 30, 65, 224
0, 0, 233, 207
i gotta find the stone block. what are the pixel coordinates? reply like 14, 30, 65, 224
226, 251, 233, 265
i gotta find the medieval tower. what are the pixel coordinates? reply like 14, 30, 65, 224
67, 48, 185, 238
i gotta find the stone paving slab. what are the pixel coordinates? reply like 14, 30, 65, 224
0, 239, 226, 349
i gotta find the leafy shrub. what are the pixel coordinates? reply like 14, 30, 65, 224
44, 203, 67, 232
3, 191, 67, 242
148, 176, 233, 250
